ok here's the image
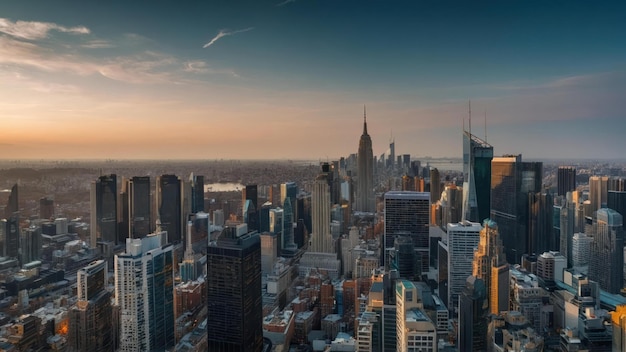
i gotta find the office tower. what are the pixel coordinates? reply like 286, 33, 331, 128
282, 197, 296, 252
608, 189, 626, 219
311, 170, 332, 253
588, 208, 623, 294
20, 226, 41, 264
118, 178, 130, 242
260, 232, 278, 275
213, 209, 225, 227
383, 191, 430, 272
4, 183, 18, 219
396, 280, 437, 352
429, 168, 441, 204
461, 130, 493, 224
243, 184, 258, 213
571, 233, 592, 267
559, 197, 575, 266
536, 251, 566, 283
390, 236, 420, 281
180, 221, 196, 282
156, 174, 183, 244
207, 229, 263, 351
589, 176, 609, 215
243, 198, 258, 232
259, 202, 272, 233
472, 219, 509, 315
528, 190, 554, 255
115, 233, 175, 351
388, 138, 395, 170
558, 166, 576, 196
382, 270, 399, 352
189, 173, 204, 214
356, 108, 375, 212
69, 260, 113, 352
3, 215, 19, 258
39, 197, 54, 219
90, 174, 119, 245
280, 182, 297, 216
446, 221, 481, 315
127, 176, 151, 238
509, 267, 548, 332
458, 276, 488, 352
490, 155, 542, 264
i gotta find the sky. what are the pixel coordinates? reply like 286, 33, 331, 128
1, 0, 625, 160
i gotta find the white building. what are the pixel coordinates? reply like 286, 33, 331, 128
114, 232, 175, 352
446, 221, 481, 315
396, 280, 437, 352
537, 251, 566, 283
571, 233, 592, 267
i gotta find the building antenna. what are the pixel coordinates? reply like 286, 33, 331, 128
484, 109, 487, 142
468, 100, 472, 136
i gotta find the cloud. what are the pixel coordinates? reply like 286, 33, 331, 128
81, 39, 114, 49
183, 60, 209, 73
0, 18, 89, 40
276, 0, 296, 6
202, 27, 254, 48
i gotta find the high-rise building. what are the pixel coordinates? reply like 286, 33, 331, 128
472, 219, 509, 315
356, 107, 375, 212
189, 173, 204, 214
608, 189, 626, 220
115, 233, 175, 352
282, 197, 296, 252
490, 155, 542, 264
156, 174, 183, 244
20, 226, 41, 264
311, 170, 333, 253
429, 168, 441, 204
558, 166, 576, 196
91, 174, 118, 245
528, 190, 554, 255
559, 197, 576, 266
458, 275, 488, 352
280, 182, 297, 216
461, 131, 493, 224
39, 196, 54, 219
396, 280, 437, 352
589, 176, 609, 215
446, 221, 481, 315
383, 191, 430, 272
207, 228, 263, 351
127, 176, 151, 238
3, 215, 19, 258
4, 183, 18, 219
588, 208, 623, 294
69, 260, 113, 352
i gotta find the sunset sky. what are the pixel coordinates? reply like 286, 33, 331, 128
1, 1, 625, 160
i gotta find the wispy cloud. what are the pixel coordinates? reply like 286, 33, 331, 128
0, 18, 89, 40
276, 0, 296, 7
81, 39, 114, 49
202, 27, 254, 48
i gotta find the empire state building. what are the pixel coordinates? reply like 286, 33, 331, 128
356, 107, 374, 212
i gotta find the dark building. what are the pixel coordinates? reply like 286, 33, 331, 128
528, 190, 555, 255
458, 276, 488, 352
243, 185, 259, 232
259, 202, 272, 233
4, 183, 18, 219
608, 190, 626, 219
390, 235, 420, 281
68, 260, 113, 352
490, 155, 542, 264
207, 228, 263, 352
429, 167, 441, 204
4, 215, 19, 258
462, 131, 493, 224
92, 174, 118, 244
356, 108, 375, 212
129, 176, 151, 238
39, 197, 54, 219
157, 174, 183, 244
190, 173, 205, 214
20, 227, 41, 264
557, 166, 576, 196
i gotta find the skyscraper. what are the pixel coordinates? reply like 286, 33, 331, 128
189, 173, 204, 214
589, 176, 609, 215
243, 184, 259, 232
4, 183, 18, 219
461, 131, 493, 224
282, 196, 296, 252
91, 174, 118, 245
39, 196, 54, 219
156, 174, 183, 244
490, 155, 542, 264
115, 233, 175, 352
472, 219, 509, 315
588, 208, 623, 294
447, 221, 481, 315
356, 107, 375, 212
69, 260, 113, 352
558, 166, 576, 196
384, 191, 430, 272
311, 170, 333, 253
458, 276, 488, 352
429, 167, 441, 204
207, 228, 263, 351
128, 176, 151, 238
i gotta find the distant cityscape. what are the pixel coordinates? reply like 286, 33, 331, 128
0, 111, 624, 352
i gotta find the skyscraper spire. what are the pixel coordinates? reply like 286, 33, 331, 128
363, 105, 368, 135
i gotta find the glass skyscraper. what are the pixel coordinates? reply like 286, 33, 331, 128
462, 131, 493, 224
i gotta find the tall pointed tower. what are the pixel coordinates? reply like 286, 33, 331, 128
357, 106, 374, 212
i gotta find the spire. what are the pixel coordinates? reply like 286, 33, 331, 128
362, 105, 368, 135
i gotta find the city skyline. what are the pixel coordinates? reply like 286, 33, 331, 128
1, 1, 626, 160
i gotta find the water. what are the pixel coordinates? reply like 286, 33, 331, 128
204, 183, 244, 192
